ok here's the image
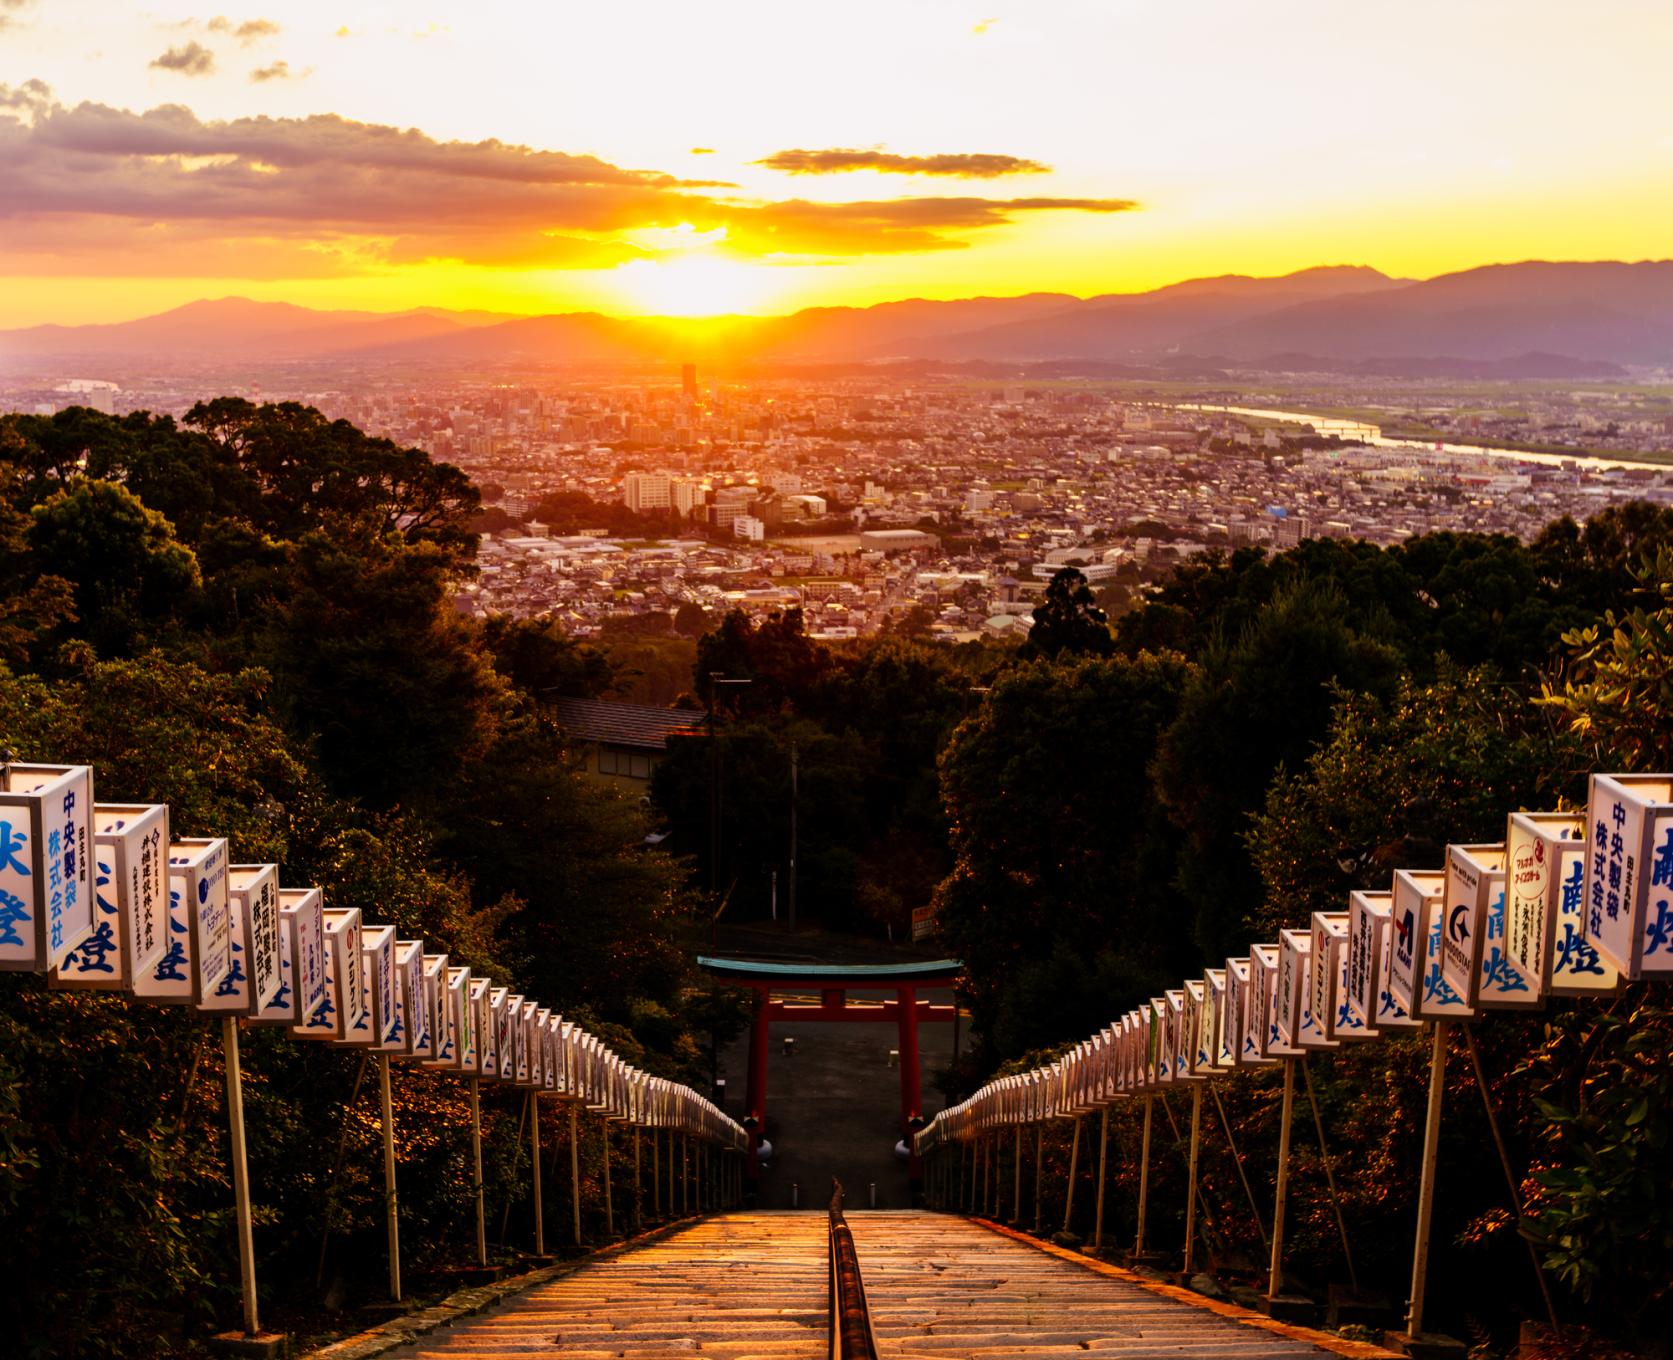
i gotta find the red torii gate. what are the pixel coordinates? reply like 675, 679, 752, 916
696, 956, 963, 1179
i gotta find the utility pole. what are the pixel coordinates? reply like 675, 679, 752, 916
788, 739, 798, 932
706, 673, 751, 896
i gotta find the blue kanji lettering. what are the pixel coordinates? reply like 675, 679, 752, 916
0, 888, 29, 946
1482, 948, 1529, 993
64, 920, 117, 973
1646, 900, 1673, 956
1562, 860, 1583, 918
154, 937, 187, 982
1652, 829, 1673, 889
214, 954, 246, 996
1554, 922, 1606, 976
0, 822, 29, 876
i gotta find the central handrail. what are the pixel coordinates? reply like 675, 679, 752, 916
827, 1179, 880, 1360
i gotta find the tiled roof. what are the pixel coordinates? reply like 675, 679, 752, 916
551, 697, 708, 751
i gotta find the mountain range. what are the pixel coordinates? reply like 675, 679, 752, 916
4, 260, 1670, 377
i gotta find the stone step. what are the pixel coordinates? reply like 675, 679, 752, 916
382, 1211, 1361, 1360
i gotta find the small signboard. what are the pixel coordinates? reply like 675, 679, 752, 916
0, 762, 94, 975
54, 803, 166, 991
1584, 773, 1673, 980
1505, 810, 1620, 999
388, 939, 425, 1055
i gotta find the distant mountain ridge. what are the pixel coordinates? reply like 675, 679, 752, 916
3, 260, 1668, 374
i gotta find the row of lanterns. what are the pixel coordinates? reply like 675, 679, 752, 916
0, 761, 746, 1342
915, 772, 1673, 1342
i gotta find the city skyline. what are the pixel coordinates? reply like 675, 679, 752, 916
3, 1, 1672, 327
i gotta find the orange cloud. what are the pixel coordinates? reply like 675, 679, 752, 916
0, 84, 1138, 276
757, 148, 1050, 178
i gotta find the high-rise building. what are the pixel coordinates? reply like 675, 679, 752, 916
623, 472, 672, 512
681, 363, 698, 400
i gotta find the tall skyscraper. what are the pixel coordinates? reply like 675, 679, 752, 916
681, 362, 698, 400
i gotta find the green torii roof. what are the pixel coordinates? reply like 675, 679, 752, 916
696, 955, 963, 986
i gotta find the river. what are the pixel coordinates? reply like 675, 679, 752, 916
1176, 404, 1669, 473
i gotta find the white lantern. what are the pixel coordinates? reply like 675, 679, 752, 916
293, 908, 363, 1041
409, 954, 447, 1061
1226, 956, 1272, 1067
1389, 870, 1473, 1021
357, 925, 399, 1048
0, 762, 94, 975
1584, 774, 1673, 979
1346, 889, 1415, 1033
53, 803, 166, 991
203, 863, 280, 1015
1310, 911, 1370, 1043
1505, 810, 1620, 999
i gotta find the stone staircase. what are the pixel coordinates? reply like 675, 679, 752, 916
384, 1211, 1354, 1359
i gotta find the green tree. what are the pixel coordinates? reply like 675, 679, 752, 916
27, 479, 200, 655
1022, 567, 1113, 658
933, 651, 1192, 1059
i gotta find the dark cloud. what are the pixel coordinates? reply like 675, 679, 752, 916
757, 148, 1051, 178
0, 84, 1138, 275
151, 43, 217, 76
249, 60, 300, 83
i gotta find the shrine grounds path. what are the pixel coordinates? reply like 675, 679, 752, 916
379, 1210, 1370, 1359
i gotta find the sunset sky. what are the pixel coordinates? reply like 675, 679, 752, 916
2, 0, 1671, 326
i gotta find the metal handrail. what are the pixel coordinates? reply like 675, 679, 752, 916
828, 1179, 880, 1360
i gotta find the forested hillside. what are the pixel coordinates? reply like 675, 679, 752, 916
2, 403, 1670, 1354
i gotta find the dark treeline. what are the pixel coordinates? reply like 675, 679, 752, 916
3, 402, 1672, 1354
0, 403, 712, 1357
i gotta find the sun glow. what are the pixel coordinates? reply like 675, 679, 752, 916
608, 234, 787, 318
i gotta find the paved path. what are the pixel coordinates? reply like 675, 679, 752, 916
384, 1214, 826, 1360
854, 1213, 1349, 1359
383, 1211, 1366, 1359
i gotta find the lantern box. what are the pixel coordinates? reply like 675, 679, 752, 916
132, 838, 226, 1005
1505, 810, 1620, 999
1310, 911, 1368, 1043
0, 763, 94, 975
1584, 774, 1673, 979
487, 986, 510, 1077
1204, 969, 1235, 1071
206, 863, 279, 1016
464, 976, 491, 1074
385, 939, 424, 1055
54, 802, 166, 992
1164, 989, 1189, 1082
498, 991, 523, 1082
407, 954, 447, 1062
1388, 870, 1472, 1020
518, 1000, 540, 1088
425, 965, 470, 1071
1451, 842, 1539, 1010
292, 908, 362, 1041
356, 925, 399, 1048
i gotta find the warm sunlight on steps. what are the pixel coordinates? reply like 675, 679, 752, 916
386, 1211, 1348, 1359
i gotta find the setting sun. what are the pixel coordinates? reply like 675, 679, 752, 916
608, 251, 788, 318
